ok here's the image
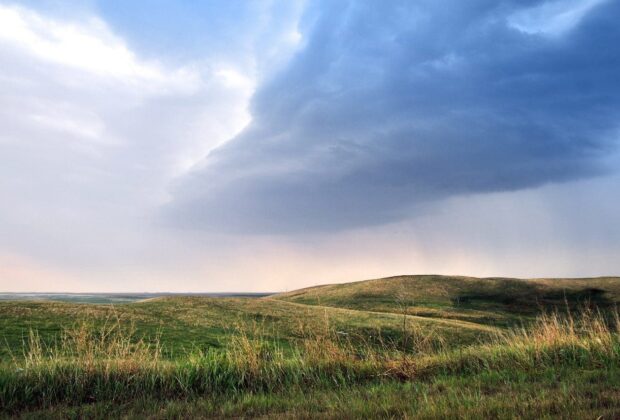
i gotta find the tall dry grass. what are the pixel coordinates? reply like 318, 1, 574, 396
19, 320, 162, 371
417, 309, 620, 377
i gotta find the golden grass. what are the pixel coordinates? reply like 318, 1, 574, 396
16, 318, 162, 373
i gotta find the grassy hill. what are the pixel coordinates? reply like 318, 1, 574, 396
1, 275, 620, 418
0, 295, 495, 360
274, 275, 620, 326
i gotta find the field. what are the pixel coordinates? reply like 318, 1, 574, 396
1, 275, 620, 418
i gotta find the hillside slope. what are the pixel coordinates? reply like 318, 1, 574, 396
0, 296, 495, 359
273, 275, 620, 325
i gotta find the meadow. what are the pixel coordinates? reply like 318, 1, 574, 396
1, 275, 620, 418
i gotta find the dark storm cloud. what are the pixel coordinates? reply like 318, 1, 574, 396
168, 0, 620, 233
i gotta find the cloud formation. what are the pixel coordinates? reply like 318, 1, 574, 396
0, 2, 286, 266
1, 0, 620, 292
169, 0, 620, 233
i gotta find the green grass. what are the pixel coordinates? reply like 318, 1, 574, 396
0, 296, 494, 359
2, 275, 620, 418
275, 275, 620, 326
15, 367, 620, 419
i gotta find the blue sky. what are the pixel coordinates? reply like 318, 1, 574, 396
0, 0, 619, 292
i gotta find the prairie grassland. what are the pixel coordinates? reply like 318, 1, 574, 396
0, 296, 494, 360
2, 275, 620, 418
1, 306, 620, 418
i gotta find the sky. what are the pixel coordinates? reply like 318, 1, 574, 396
1, 0, 619, 292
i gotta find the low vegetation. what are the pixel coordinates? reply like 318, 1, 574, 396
1, 275, 620, 418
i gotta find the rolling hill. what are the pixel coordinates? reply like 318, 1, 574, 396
0, 294, 495, 360
273, 274, 620, 326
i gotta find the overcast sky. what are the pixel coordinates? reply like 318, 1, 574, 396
1, 0, 619, 292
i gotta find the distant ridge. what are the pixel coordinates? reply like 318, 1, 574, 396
0, 292, 273, 304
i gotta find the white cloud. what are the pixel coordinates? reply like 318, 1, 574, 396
508, 0, 608, 37
0, 3, 256, 273
0, 4, 200, 92
215, 67, 255, 91
0, 1, 312, 292
28, 106, 104, 141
